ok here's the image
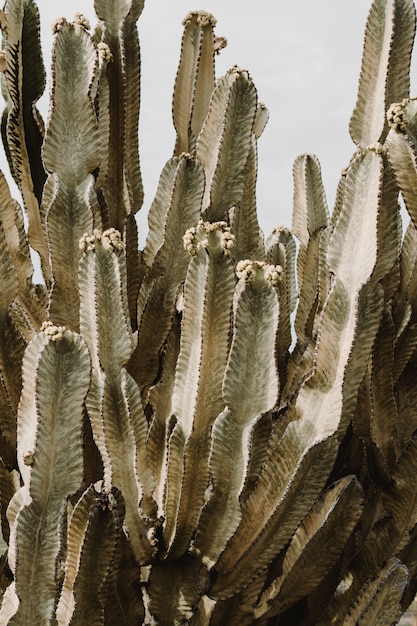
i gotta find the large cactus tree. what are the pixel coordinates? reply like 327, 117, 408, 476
0, 0, 415, 623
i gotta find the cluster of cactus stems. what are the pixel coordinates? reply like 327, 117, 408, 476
1, 0, 417, 623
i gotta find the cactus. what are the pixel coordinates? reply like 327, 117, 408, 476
0, 0, 417, 623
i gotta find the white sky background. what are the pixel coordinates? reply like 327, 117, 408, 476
4, 1, 416, 242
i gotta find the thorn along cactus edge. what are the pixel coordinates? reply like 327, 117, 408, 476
1, 0, 417, 624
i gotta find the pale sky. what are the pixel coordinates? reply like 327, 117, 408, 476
3, 1, 412, 241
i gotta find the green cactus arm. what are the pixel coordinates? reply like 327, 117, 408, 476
222, 261, 280, 423
130, 155, 205, 389
196, 67, 258, 221
266, 227, 297, 384
43, 20, 100, 329
142, 154, 205, 271
349, 0, 416, 148
0, 324, 91, 624
291, 154, 328, 342
210, 435, 338, 599
79, 231, 156, 562
386, 99, 417, 228
342, 559, 408, 625
229, 134, 266, 263
93, 0, 144, 226
56, 485, 118, 625
147, 555, 208, 625
162, 223, 236, 556
2, 0, 48, 273
254, 476, 364, 621
192, 408, 249, 569
172, 11, 216, 155
368, 311, 400, 474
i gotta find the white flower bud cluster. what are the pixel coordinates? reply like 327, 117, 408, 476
41, 321, 66, 342
236, 260, 282, 285
79, 228, 125, 253
97, 42, 113, 63
183, 220, 234, 256
22, 450, 34, 466
387, 99, 410, 132
74, 13, 91, 31
182, 11, 217, 28
51, 17, 68, 35
367, 142, 386, 155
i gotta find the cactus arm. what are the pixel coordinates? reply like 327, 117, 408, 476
254, 476, 364, 621
162, 223, 236, 556
0, 324, 91, 624
130, 155, 205, 389
211, 435, 338, 599
291, 154, 329, 341
386, 99, 417, 228
349, 0, 416, 147
56, 486, 118, 625
2, 0, 48, 273
229, 132, 266, 263
196, 67, 258, 221
191, 262, 280, 567
147, 555, 208, 625
93, 0, 144, 227
343, 559, 408, 625
43, 21, 100, 330
172, 11, 216, 155
79, 230, 156, 562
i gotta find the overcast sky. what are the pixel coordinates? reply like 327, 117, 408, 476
5, 1, 414, 241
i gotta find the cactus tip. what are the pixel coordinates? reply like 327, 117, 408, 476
97, 42, 113, 63
236, 260, 282, 285
183, 220, 235, 256
41, 321, 66, 342
51, 17, 68, 35
74, 13, 91, 31
79, 229, 125, 253
182, 11, 217, 28
387, 99, 411, 133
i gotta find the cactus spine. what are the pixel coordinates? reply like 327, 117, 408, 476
0, 0, 416, 623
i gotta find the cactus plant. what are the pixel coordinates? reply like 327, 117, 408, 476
0, 0, 417, 623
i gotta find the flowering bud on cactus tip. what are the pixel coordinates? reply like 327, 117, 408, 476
40, 321, 66, 342
183, 220, 234, 255
236, 260, 282, 285
51, 17, 68, 34
73, 13, 91, 31
97, 42, 113, 63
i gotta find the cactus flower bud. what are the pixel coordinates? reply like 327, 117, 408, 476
236, 259, 282, 285
73, 13, 91, 31
183, 220, 235, 255
97, 42, 113, 63
51, 17, 68, 35
387, 99, 410, 132
40, 321, 66, 342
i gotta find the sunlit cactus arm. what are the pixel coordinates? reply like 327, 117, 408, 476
129, 154, 205, 390
93, 0, 144, 227
55, 485, 120, 625
253, 476, 364, 622
192, 260, 280, 569
0, 323, 91, 624
229, 128, 266, 263
43, 18, 100, 330
162, 222, 236, 557
1, 0, 49, 277
79, 229, 157, 563
386, 97, 417, 227
291, 153, 329, 342
210, 148, 394, 599
196, 66, 258, 221
172, 11, 216, 156
266, 226, 297, 385
349, 0, 416, 148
